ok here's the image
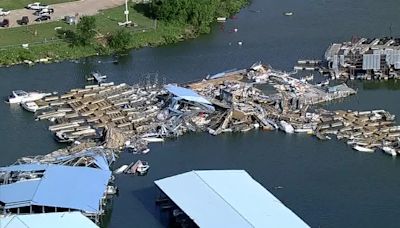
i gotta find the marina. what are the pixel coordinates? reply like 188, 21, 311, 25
325, 37, 400, 80
5, 63, 361, 152
1, 62, 399, 226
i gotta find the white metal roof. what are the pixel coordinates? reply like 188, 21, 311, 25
155, 170, 310, 228
0, 212, 99, 228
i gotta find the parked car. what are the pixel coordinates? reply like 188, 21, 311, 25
34, 8, 54, 15
0, 19, 9, 27
35, 15, 50, 22
26, 2, 48, 10
0, 8, 10, 16
18, 16, 29, 25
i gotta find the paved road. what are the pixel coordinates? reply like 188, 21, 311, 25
1, 0, 125, 28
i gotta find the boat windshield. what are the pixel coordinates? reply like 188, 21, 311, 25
14, 90, 28, 96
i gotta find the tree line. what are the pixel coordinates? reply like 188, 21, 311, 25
59, 16, 132, 52
151, 0, 249, 33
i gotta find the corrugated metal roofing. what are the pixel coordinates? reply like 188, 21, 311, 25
0, 164, 48, 172
155, 170, 310, 228
0, 165, 111, 213
0, 212, 99, 228
165, 84, 212, 105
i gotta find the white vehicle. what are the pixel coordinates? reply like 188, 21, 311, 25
7, 90, 47, 104
0, 8, 10, 16
34, 8, 54, 16
21, 101, 39, 112
27, 2, 49, 10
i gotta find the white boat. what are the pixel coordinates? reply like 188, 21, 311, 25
294, 128, 313, 134
284, 12, 294, 16
216, 17, 226, 22
54, 132, 74, 143
136, 161, 150, 175
114, 165, 128, 174
279, 120, 294, 134
8, 90, 47, 104
353, 145, 375, 153
106, 185, 118, 195
382, 147, 397, 157
142, 137, 164, 143
21, 101, 39, 112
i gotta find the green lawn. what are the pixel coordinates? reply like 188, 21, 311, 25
0, 3, 157, 47
0, 21, 70, 47
0, 3, 190, 65
0, 0, 77, 10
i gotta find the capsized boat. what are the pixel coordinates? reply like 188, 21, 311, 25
124, 160, 150, 175
353, 145, 375, 153
382, 146, 397, 157
54, 132, 74, 143
21, 101, 39, 112
279, 120, 294, 134
8, 90, 47, 104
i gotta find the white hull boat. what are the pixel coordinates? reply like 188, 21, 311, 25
142, 137, 164, 143
114, 165, 129, 174
382, 147, 397, 157
279, 120, 294, 134
8, 90, 47, 104
353, 145, 375, 153
294, 128, 314, 134
21, 101, 39, 112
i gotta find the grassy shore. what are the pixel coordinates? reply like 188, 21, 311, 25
0, 1, 247, 66
0, 0, 77, 10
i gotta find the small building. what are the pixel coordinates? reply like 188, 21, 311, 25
0, 164, 111, 222
155, 170, 310, 228
0, 212, 99, 228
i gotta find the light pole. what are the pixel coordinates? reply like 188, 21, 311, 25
118, 0, 132, 26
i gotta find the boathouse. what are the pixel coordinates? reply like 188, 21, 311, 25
0, 164, 111, 221
155, 170, 310, 228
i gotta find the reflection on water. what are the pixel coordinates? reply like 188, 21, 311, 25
363, 80, 400, 90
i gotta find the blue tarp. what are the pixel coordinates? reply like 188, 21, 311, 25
0, 212, 99, 228
0, 165, 111, 213
155, 170, 310, 228
165, 85, 212, 105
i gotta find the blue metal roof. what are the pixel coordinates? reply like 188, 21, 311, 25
165, 84, 212, 105
0, 164, 48, 172
0, 165, 111, 213
155, 170, 310, 228
0, 212, 99, 228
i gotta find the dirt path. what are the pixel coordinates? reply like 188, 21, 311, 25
2, 0, 125, 28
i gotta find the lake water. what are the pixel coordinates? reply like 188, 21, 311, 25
1, 0, 400, 227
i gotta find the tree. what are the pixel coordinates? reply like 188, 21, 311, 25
108, 29, 132, 52
76, 16, 97, 46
